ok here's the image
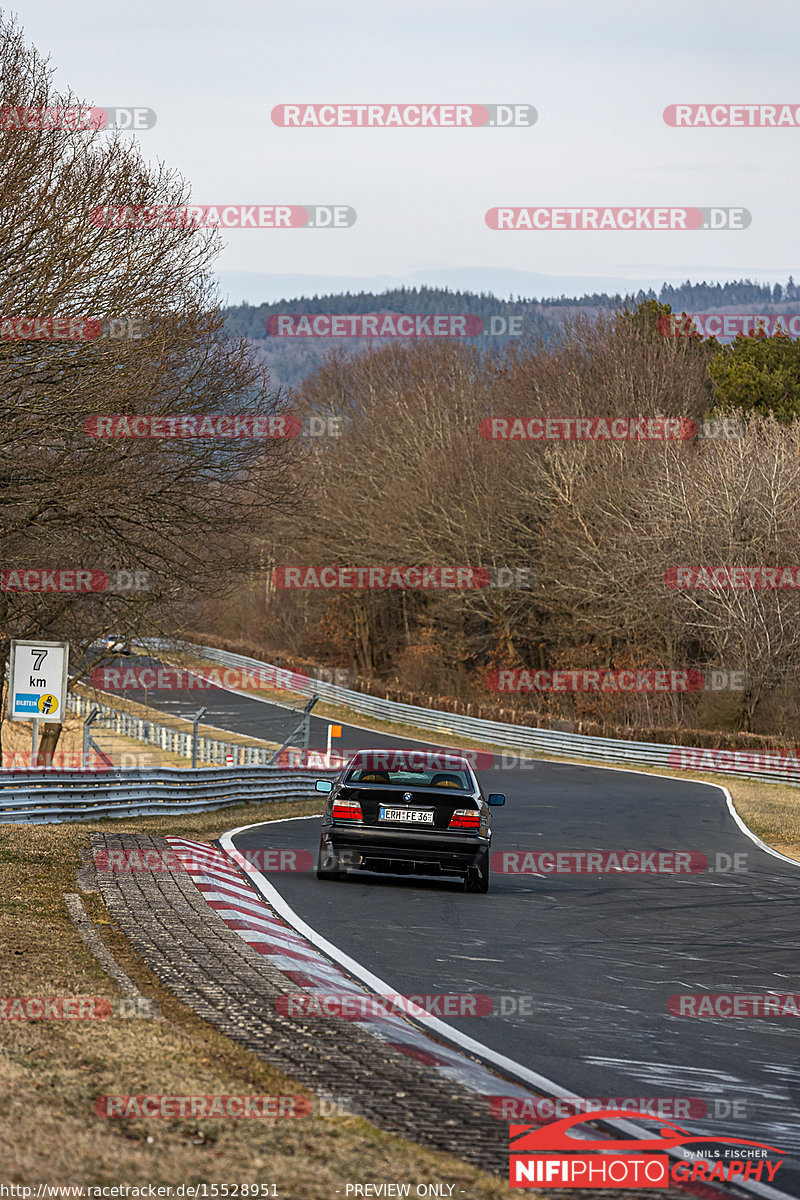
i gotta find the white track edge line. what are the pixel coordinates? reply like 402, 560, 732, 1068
218, 820, 793, 1200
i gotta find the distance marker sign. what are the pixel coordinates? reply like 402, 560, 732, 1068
8, 640, 69, 722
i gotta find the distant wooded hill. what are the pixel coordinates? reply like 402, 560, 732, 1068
223, 279, 800, 388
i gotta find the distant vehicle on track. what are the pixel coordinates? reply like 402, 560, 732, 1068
101, 635, 132, 656
314, 748, 505, 893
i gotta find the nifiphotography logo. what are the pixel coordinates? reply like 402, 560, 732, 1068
508, 1109, 785, 1188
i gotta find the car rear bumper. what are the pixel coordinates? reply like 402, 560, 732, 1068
324, 825, 488, 875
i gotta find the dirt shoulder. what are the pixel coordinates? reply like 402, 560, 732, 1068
0, 799, 516, 1196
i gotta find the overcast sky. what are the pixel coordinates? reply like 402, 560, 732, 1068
14, 0, 800, 303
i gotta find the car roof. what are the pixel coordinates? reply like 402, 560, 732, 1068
346, 748, 473, 767
343, 750, 478, 785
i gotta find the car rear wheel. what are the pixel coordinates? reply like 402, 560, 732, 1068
316, 840, 346, 881
464, 854, 489, 893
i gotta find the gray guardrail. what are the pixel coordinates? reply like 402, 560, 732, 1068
65, 691, 281, 766
0, 766, 334, 824
4, 636, 796, 827
143, 638, 800, 788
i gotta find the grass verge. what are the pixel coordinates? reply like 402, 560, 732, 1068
0, 799, 512, 1196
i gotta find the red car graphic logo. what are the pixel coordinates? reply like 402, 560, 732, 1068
510, 1109, 784, 1155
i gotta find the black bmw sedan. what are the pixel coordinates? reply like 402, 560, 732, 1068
314, 748, 505, 892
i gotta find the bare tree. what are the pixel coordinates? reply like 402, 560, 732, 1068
0, 16, 302, 756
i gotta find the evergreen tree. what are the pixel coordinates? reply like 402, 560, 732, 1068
709, 333, 800, 423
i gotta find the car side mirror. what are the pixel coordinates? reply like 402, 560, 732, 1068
315, 779, 334, 793
487, 793, 505, 806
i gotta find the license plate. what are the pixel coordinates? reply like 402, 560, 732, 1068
379, 807, 434, 824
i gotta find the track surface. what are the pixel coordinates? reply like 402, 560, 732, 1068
98, 655, 800, 1196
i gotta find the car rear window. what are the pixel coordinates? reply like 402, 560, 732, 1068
345, 766, 471, 790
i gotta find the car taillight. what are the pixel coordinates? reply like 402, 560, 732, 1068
332, 800, 363, 821
448, 808, 480, 830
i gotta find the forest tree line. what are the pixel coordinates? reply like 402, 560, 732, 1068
225, 279, 800, 387
197, 302, 800, 744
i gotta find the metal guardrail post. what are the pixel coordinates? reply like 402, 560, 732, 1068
192, 707, 208, 769
116, 640, 800, 789
82, 706, 114, 770
265, 696, 318, 766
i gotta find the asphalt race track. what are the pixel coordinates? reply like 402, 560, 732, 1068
93, 651, 465, 756
98, 655, 800, 1196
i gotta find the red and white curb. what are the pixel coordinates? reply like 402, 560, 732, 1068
164, 836, 534, 1103
164, 835, 788, 1200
